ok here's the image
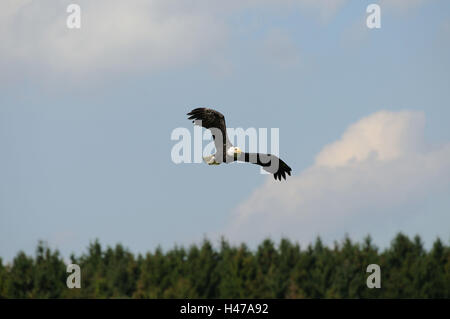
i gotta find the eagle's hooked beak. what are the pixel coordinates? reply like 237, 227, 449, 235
235, 147, 242, 155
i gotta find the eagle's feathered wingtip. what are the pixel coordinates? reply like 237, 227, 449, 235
273, 161, 292, 181
187, 108, 207, 122
187, 107, 206, 116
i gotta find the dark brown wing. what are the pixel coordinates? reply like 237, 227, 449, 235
237, 152, 292, 181
187, 108, 233, 158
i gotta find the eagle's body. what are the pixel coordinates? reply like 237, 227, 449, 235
187, 108, 292, 181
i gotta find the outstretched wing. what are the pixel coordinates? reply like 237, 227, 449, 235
187, 108, 232, 158
237, 152, 292, 181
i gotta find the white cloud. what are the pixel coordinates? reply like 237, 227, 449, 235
0, 0, 348, 79
0, 0, 227, 77
224, 110, 450, 246
5, 0, 438, 80
315, 111, 425, 167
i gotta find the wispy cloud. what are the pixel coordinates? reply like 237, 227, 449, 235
0, 0, 349, 81
0, 0, 227, 78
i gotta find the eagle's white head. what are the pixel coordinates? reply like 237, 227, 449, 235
227, 146, 242, 158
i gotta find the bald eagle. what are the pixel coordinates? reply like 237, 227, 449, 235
187, 108, 292, 181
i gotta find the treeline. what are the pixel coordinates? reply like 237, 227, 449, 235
0, 233, 449, 298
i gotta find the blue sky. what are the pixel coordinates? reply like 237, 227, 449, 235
1, 0, 450, 262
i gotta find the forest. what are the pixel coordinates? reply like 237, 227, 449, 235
0, 233, 449, 298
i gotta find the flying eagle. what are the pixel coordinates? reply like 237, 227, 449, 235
187, 108, 292, 181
